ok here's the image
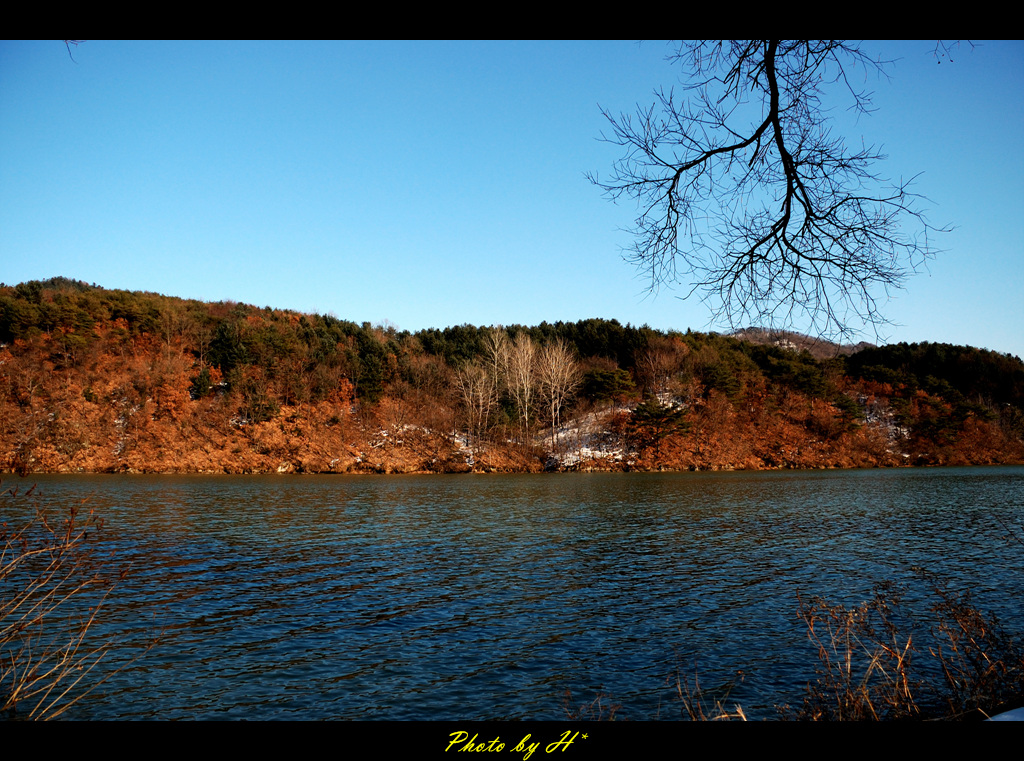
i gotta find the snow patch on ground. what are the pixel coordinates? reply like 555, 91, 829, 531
542, 407, 629, 469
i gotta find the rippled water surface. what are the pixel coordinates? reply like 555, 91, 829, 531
7, 467, 1023, 719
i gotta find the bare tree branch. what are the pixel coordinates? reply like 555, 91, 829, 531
590, 40, 949, 341
63, 40, 84, 63
932, 40, 974, 64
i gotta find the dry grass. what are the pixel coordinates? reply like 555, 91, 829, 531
790, 581, 922, 720
922, 570, 1024, 719
1, 482, 151, 720
787, 572, 1024, 721
564, 664, 748, 721
670, 669, 748, 721
562, 688, 623, 721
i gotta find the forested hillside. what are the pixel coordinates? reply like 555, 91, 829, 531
2, 278, 1022, 474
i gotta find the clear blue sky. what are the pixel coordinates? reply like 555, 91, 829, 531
2, 40, 1021, 357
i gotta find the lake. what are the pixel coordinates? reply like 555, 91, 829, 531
4, 466, 1023, 720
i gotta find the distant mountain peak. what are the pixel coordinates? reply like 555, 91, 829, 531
729, 327, 874, 360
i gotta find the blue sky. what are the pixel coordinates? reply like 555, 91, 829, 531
2, 40, 1021, 357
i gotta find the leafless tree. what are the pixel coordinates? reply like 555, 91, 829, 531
455, 361, 497, 445
635, 334, 690, 397
590, 40, 948, 340
537, 339, 583, 451
507, 333, 537, 442
482, 328, 511, 403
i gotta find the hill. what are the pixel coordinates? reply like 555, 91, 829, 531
2, 278, 1022, 474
